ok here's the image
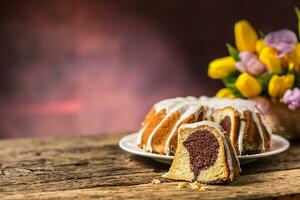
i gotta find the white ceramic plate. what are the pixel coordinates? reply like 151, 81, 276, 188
119, 132, 290, 165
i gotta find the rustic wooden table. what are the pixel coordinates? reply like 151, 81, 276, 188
0, 133, 300, 200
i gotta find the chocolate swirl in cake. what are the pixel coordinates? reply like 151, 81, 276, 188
220, 116, 231, 135
183, 130, 219, 179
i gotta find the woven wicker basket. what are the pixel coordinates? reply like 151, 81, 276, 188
264, 101, 300, 140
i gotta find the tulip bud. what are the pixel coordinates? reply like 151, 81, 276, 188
268, 75, 282, 98
259, 47, 282, 73
264, 29, 297, 57
284, 43, 300, 67
234, 20, 258, 52
216, 88, 235, 99
268, 74, 295, 99
208, 56, 236, 79
236, 73, 262, 98
283, 88, 300, 110
255, 39, 266, 54
236, 52, 266, 76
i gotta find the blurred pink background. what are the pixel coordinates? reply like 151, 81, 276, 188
0, 0, 297, 138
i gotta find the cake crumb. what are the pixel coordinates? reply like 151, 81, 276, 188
150, 179, 161, 185
176, 182, 189, 189
190, 181, 208, 191
176, 181, 208, 191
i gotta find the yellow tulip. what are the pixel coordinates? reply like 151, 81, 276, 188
259, 47, 282, 73
236, 73, 262, 98
216, 88, 235, 99
268, 74, 295, 99
288, 62, 299, 74
255, 39, 266, 54
284, 43, 300, 68
234, 20, 258, 52
208, 56, 236, 79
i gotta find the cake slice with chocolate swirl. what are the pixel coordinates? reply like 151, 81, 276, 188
164, 121, 240, 184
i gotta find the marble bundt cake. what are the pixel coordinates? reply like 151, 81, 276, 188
137, 96, 271, 156
164, 121, 240, 184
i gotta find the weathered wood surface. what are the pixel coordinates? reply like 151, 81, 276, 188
0, 134, 299, 200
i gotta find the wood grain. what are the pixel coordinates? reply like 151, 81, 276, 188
0, 134, 299, 199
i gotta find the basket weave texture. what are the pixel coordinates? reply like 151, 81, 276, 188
265, 101, 300, 140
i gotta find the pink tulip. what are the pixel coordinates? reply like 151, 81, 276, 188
250, 96, 270, 114
236, 52, 266, 75
283, 88, 300, 110
264, 29, 297, 58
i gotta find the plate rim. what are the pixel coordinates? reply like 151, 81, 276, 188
119, 132, 290, 161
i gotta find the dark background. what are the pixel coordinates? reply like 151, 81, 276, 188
0, 0, 298, 138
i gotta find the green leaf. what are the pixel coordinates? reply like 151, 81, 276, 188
296, 72, 300, 87
289, 64, 300, 87
222, 71, 240, 84
224, 83, 243, 98
222, 71, 243, 98
257, 72, 274, 96
295, 7, 300, 39
258, 30, 265, 38
226, 43, 240, 61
